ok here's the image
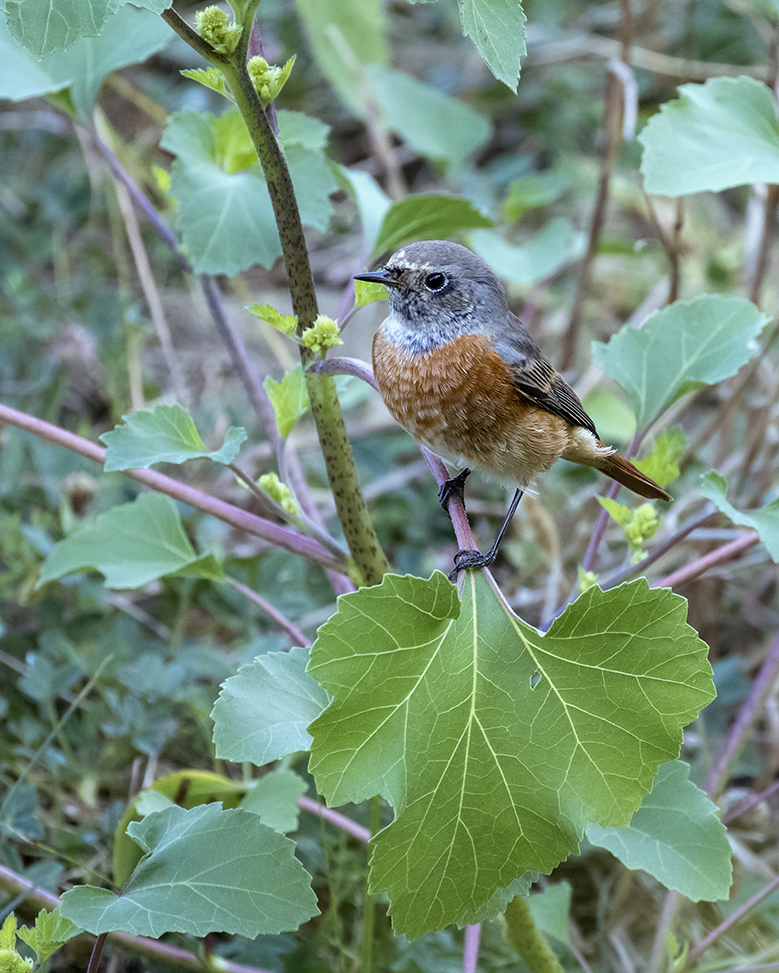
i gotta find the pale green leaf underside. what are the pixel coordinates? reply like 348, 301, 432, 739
701, 472, 779, 561
587, 759, 732, 902
37, 493, 223, 589
212, 647, 331, 764
100, 404, 247, 470
592, 294, 768, 428
308, 572, 714, 938
470, 220, 586, 286
240, 769, 307, 833
59, 804, 318, 937
640, 76, 779, 196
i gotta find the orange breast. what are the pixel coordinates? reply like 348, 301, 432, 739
372, 330, 573, 486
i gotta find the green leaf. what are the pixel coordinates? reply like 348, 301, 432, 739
180, 67, 231, 101
701, 472, 779, 561
212, 647, 331, 764
458, 0, 527, 92
591, 295, 768, 429
5, 0, 115, 59
470, 221, 586, 286
308, 572, 714, 938
354, 279, 388, 307
587, 760, 732, 902
161, 109, 337, 275
340, 167, 392, 254
598, 496, 631, 528
639, 76, 779, 196
16, 910, 82, 965
59, 804, 318, 937
296, 0, 387, 110
365, 65, 491, 171
100, 404, 247, 471
372, 195, 493, 260
240, 770, 307, 833
1, 5, 171, 113
526, 883, 571, 946
502, 172, 569, 222
633, 428, 686, 488
37, 493, 224, 589
247, 304, 298, 335
264, 365, 310, 439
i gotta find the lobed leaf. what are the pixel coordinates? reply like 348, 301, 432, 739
308, 572, 714, 937
212, 647, 331, 764
591, 294, 768, 429
37, 493, 223, 589
60, 804, 318, 937
587, 760, 732, 902
240, 770, 307, 834
701, 472, 779, 561
16, 909, 82, 965
101, 404, 247, 471
264, 365, 310, 439
640, 76, 779, 196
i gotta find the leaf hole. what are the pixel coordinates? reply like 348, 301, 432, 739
530, 671, 541, 690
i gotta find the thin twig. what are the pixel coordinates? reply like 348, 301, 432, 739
224, 576, 308, 645
748, 184, 779, 307
722, 778, 779, 825
463, 924, 482, 973
297, 795, 370, 843
0, 403, 347, 573
653, 532, 760, 589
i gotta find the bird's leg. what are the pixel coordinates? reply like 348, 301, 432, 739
448, 488, 524, 580
437, 467, 471, 511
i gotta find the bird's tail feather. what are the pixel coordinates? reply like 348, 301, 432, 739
596, 453, 672, 502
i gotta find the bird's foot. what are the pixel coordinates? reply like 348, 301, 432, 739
438, 468, 471, 512
447, 547, 497, 581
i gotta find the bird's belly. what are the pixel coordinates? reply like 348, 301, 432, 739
372, 329, 572, 486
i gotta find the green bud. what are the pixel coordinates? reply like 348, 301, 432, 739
258, 473, 300, 516
247, 54, 296, 107
301, 315, 342, 358
195, 6, 242, 54
577, 567, 599, 594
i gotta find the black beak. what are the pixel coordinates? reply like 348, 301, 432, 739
353, 269, 403, 289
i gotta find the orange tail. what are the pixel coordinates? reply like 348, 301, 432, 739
596, 453, 672, 502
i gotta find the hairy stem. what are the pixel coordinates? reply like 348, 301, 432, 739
161, 7, 388, 586
505, 896, 565, 973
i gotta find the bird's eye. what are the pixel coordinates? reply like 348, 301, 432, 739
424, 272, 447, 291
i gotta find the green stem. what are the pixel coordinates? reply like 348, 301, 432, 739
161, 8, 389, 588
505, 896, 565, 973
360, 795, 381, 973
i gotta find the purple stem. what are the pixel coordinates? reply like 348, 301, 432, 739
0, 403, 346, 573
297, 795, 371, 843
722, 778, 779, 825
706, 630, 779, 798
463, 924, 482, 973
309, 356, 379, 391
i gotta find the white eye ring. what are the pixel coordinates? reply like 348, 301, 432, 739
424, 272, 447, 291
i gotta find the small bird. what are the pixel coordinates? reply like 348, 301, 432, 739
355, 240, 671, 575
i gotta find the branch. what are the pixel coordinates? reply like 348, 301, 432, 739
0, 403, 348, 574
653, 531, 760, 589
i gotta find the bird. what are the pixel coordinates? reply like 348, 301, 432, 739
355, 240, 671, 576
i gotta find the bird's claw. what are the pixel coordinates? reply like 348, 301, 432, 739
447, 547, 496, 581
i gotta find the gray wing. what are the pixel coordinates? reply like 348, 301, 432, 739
493, 317, 598, 436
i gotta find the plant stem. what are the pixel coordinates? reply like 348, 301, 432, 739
360, 795, 382, 973
161, 7, 388, 587
505, 896, 565, 973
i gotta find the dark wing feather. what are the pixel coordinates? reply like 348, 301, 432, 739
493, 317, 598, 436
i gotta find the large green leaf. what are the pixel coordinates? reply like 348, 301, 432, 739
308, 572, 714, 938
59, 804, 318, 936
458, 0, 527, 92
591, 295, 768, 429
161, 110, 337, 275
640, 76, 779, 196
212, 647, 331, 764
587, 760, 732, 902
296, 0, 387, 110
5, 0, 116, 60
365, 65, 491, 171
372, 194, 493, 260
37, 493, 223, 589
100, 404, 246, 471
701, 472, 779, 561
470, 221, 586, 286
1, 4, 171, 113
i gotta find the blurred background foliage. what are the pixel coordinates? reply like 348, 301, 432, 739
2, 0, 779, 970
